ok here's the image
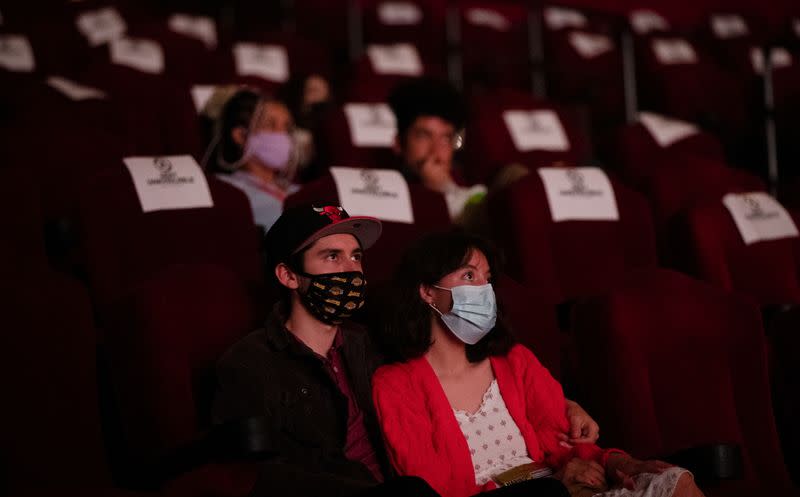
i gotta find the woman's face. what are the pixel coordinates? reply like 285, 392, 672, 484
430, 248, 492, 312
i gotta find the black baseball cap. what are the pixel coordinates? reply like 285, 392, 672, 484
264, 204, 382, 271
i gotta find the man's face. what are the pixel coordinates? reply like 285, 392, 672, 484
397, 116, 456, 179
301, 233, 364, 276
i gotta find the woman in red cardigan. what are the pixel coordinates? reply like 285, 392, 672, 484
372, 231, 704, 497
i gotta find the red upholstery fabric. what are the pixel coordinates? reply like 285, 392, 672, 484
1, 121, 123, 222
79, 62, 203, 158
204, 33, 333, 96
674, 202, 800, 305
571, 269, 796, 495
488, 171, 657, 304
0, 166, 46, 274
77, 167, 263, 318
463, 90, 592, 185
496, 274, 561, 380
644, 157, 765, 259
315, 102, 401, 172
284, 172, 452, 283
1, 272, 111, 490
635, 35, 749, 146
610, 120, 726, 190
456, 1, 531, 91
358, 0, 447, 64
344, 50, 445, 102
105, 263, 264, 472
542, 10, 626, 127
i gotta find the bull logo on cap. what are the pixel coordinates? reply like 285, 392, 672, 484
313, 205, 345, 223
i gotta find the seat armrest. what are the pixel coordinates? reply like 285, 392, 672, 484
663, 444, 743, 482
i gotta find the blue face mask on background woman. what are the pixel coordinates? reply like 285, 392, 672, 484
430, 283, 497, 345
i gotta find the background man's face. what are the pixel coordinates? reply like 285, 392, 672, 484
400, 116, 456, 178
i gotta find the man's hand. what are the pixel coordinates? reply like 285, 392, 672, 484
559, 399, 600, 448
412, 154, 452, 193
555, 458, 607, 489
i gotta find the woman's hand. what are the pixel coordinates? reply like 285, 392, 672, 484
555, 458, 607, 489
606, 454, 673, 489
558, 399, 600, 447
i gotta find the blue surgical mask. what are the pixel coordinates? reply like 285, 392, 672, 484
430, 284, 497, 345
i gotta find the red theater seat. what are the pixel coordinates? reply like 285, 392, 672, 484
455, 1, 531, 91
488, 170, 656, 304
1, 271, 158, 497
77, 165, 263, 321
672, 199, 800, 306
315, 101, 400, 170
610, 115, 726, 190
463, 90, 592, 185
0, 166, 47, 274
541, 7, 626, 127
643, 157, 765, 259
103, 263, 263, 492
572, 269, 797, 496
634, 35, 749, 149
358, 0, 447, 64
284, 171, 452, 283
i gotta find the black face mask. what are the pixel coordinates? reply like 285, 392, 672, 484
297, 271, 367, 325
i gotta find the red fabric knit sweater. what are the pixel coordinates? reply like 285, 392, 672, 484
372, 344, 621, 497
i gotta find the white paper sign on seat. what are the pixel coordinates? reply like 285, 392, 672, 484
377, 2, 423, 25
639, 112, 700, 148
47, 76, 107, 100
330, 166, 414, 224
76, 7, 127, 47
652, 38, 698, 65
711, 14, 749, 39
190, 85, 216, 113
503, 109, 570, 152
233, 43, 290, 82
569, 32, 614, 59
0, 35, 35, 72
465, 8, 511, 31
722, 192, 799, 245
343, 103, 398, 147
124, 155, 214, 213
544, 7, 588, 30
367, 43, 423, 76
751, 47, 793, 75
110, 38, 165, 74
539, 167, 619, 222
630, 10, 670, 35
168, 14, 218, 48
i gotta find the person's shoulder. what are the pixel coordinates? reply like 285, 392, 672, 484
217, 327, 272, 368
503, 343, 540, 370
373, 357, 423, 389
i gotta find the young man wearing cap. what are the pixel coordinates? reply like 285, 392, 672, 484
212, 204, 439, 497
213, 204, 596, 496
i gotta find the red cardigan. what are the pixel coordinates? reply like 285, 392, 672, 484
372, 344, 621, 497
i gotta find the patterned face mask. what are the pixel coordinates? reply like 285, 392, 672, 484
297, 271, 367, 324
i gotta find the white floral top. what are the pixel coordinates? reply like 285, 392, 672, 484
453, 379, 536, 485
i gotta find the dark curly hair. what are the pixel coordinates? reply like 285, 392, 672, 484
378, 229, 514, 363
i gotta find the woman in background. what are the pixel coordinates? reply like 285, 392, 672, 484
205, 88, 299, 231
